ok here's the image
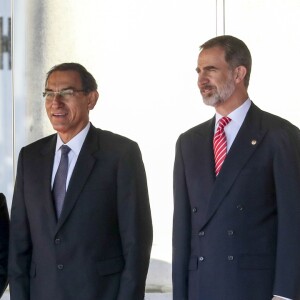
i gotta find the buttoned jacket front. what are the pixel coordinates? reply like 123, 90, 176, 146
173, 103, 300, 300
9, 125, 153, 300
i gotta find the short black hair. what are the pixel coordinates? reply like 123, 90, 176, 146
200, 35, 252, 88
45, 62, 98, 91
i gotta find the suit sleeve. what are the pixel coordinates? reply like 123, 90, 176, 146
0, 193, 9, 297
8, 148, 32, 300
272, 126, 300, 299
172, 135, 191, 300
116, 142, 153, 300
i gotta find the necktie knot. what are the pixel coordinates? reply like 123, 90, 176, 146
214, 116, 231, 176
217, 116, 231, 131
60, 145, 71, 156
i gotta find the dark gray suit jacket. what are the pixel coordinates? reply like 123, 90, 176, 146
0, 193, 9, 297
173, 103, 300, 300
9, 125, 153, 300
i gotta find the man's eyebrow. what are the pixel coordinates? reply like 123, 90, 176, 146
204, 65, 217, 70
44, 86, 76, 91
60, 86, 76, 90
195, 65, 218, 73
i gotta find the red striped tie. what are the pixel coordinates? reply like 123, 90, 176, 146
214, 116, 231, 175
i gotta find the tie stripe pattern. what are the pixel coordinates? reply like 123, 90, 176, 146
53, 145, 71, 218
213, 116, 231, 175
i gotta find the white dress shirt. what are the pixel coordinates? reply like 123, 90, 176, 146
51, 122, 90, 190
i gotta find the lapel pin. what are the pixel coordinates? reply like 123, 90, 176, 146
251, 140, 257, 145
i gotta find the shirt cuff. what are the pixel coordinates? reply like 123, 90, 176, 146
274, 295, 292, 300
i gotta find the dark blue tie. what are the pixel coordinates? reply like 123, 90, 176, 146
53, 145, 71, 218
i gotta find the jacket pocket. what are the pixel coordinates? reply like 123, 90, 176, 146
97, 256, 125, 276
30, 262, 36, 278
188, 256, 198, 271
238, 254, 275, 270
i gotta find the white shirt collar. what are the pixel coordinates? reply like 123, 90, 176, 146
55, 122, 91, 155
215, 98, 252, 127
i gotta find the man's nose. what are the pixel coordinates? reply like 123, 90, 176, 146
51, 94, 64, 105
198, 72, 209, 86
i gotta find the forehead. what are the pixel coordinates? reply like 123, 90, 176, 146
197, 46, 227, 67
46, 70, 82, 88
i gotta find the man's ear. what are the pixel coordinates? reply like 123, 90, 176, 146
87, 91, 99, 110
234, 66, 247, 84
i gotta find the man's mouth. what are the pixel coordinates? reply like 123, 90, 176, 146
200, 85, 214, 95
52, 112, 67, 117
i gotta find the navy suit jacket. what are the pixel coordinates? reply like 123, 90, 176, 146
173, 103, 300, 300
9, 125, 153, 300
0, 193, 9, 297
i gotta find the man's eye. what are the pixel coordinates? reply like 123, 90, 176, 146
61, 90, 74, 97
208, 68, 217, 72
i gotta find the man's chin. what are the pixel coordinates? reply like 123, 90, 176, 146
51, 123, 68, 133
202, 96, 220, 107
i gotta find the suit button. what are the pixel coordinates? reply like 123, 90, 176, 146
192, 207, 198, 213
198, 256, 205, 262
237, 204, 244, 211
228, 256, 234, 261
227, 230, 234, 236
198, 231, 205, 236
55, 238, 61, 244
57, 264, 64, 270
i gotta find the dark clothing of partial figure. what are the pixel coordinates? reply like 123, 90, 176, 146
0, 193, 9, 297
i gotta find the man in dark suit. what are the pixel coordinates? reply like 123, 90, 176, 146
172, 35, 300, 300
0, 193, 9, 297
9, 63, 153, 300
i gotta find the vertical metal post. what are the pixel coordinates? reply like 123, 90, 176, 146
216, 0, 225, 36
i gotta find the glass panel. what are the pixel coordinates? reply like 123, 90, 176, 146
13, 1, 216, 272
0, 0, 13, 208
12, 1, 217, 295
10, 1, 300, 299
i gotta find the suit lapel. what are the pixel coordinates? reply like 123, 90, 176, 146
38, 135, 58, 232
55, 126, 98, 233
199, 104, 267, 230
190, 118, 216, 215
